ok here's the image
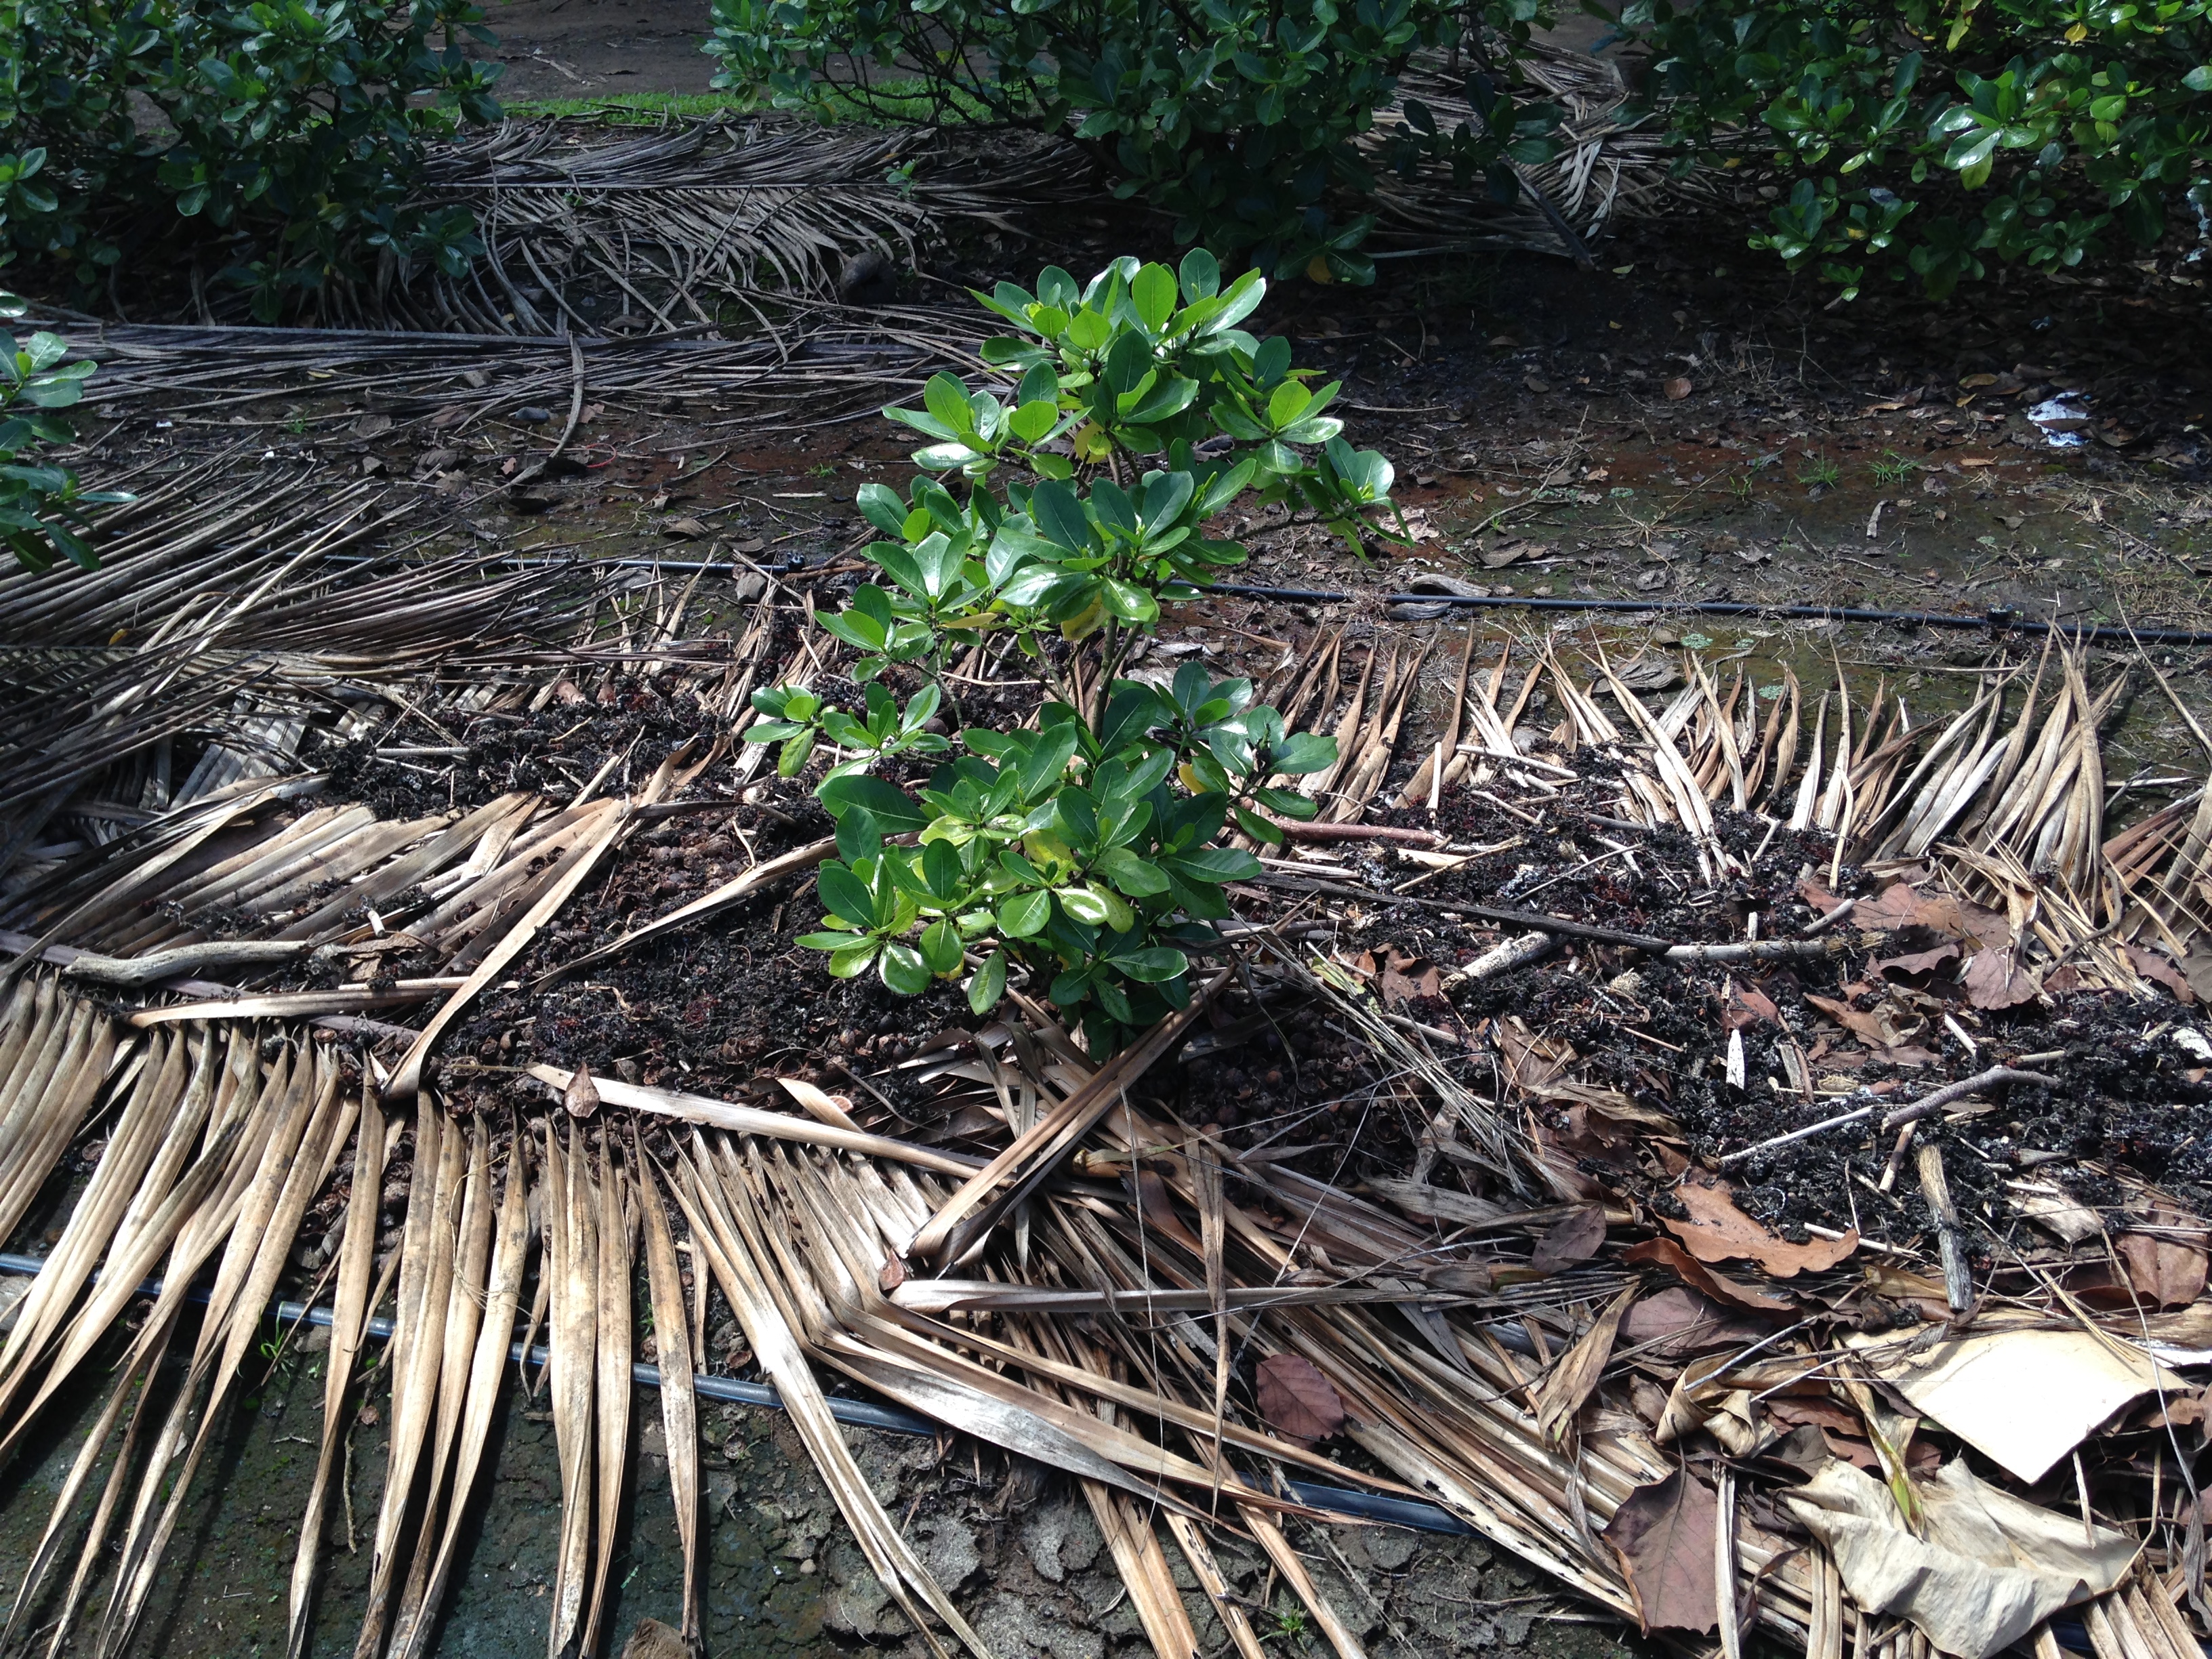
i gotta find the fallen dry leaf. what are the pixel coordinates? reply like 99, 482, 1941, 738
1660, 1176, 1858, 1278
1873, 943, 1963, 979
1604, 1469, 1718, 1633
1623, 1237, 1793, 1313
1378, 947, 1442, 1009
1256, 1353, 1346, 1445
1725, 981, 1781, 1030
563, 1062, 602, 1118
2125, 944, 2196, 1004
1530, 1206, 1607, 1275
1620, 1287, 1774, 1359
1536, 1286, 1634, 1444
1963, 947, 2040, 1010
661, 516, 712, 539
1852, 881, 2014, 949
1804, 993, 1906, 1050
2117, 1206, 2208, 1307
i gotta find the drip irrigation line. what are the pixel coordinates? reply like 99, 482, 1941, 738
300, 553, 2212, 647
1195, 585, 2212, 648
0, 1251, 1476, 1538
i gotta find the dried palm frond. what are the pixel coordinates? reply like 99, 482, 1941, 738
1362, 40, 1729, 259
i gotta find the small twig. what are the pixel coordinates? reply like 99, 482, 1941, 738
1719, 1065, 2060, 1168
1916, 1141, 1975, 1315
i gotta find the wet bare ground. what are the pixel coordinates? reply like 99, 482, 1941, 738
475, 0, 721, 106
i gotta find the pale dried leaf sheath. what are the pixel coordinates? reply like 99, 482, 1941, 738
909, 970, 1230, 1261
355, 1103, 465, 1659
291, 1082, 391, 1659
670, 1141, 987, 1658
527, 1061, 977, 1176
395, 1134, 534, 1659
583, 1143, 634, 1657
547, 1122, 600, 1659
392, 1118, 497, 1654
638, 1153, 703, 1649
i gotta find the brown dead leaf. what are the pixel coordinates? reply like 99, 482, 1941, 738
1763, 1395, 1864, 1437
1536, 1286, 1635, 1444
661, 516, 712, 539
1379, 947, 1443, 1008
1873, 943, 1963, 979
879, 1254, 907, 1294
1859, 1263, 1956, 1322
1804, 993, 1904, 1049
2118, 1206, 2209, 1307
2163, 1387, 2210, 1427
1855, 882, 1963, 934
563, 1062, 601, 1118
1496, 1019, 1576, 1091
1725, 981, 1781, 1030
2126, 944, 2196, 1004
1798, 877, 1846, 915
1620, 1288, 1774, 1359
1256, 1353, 1347, 1445
1530, 1206, 1608, 1275
1660, 1176, 1858, 1278
1623, 1237, 1794, 1313
1963, 947, 2041, 1010
1604, 1469, 1718, 1633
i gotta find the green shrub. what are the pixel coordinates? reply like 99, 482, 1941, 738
1, 0, 504, 318
1620, 0, 2212, 298
0, 294, 125, 572
748, 253, 1399, 1050
703, 0, 1563, 282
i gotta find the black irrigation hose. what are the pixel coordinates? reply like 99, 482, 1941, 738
1198, 584, 2212, 649
0, 1252, 1477, 1538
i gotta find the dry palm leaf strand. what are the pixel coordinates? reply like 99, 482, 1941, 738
88, 1044, 299, 1656
546, 1120, 600, 1659
355, 1103, 465, 1659
672, 1142, 987, 1659
636, 1149, 703, 1652
393, 1131, 533, 1659
525, 1061, 979, 1177
736, 1145, 1247, 1513
0, 1026, 184, 1392
583, 1139, 636, 1659
908, 968, 1231, 1263
390, 1115, 497, 1657
0, 1032, 192, 1648
101, 1048, 349, 1656
387, 797, 628, 1097
0, 1023, 221, 1420
0, 1067, 249, 1465
1395, 626, 1479, 809
291, 1084, 392, 1659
